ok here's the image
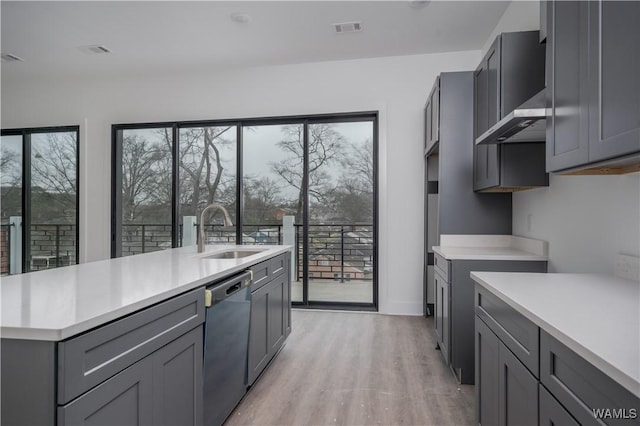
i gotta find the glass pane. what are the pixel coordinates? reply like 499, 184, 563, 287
179, 126, 237, 247
120, 128, 173, 256
242, 124, 303, 301
1, 135, 23, 275
308, 122, 374, 303
30, 131, 78, 271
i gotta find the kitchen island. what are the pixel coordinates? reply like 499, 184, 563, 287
1, 244, 292, 426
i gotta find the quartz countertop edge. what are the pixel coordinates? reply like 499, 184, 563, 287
0, 245, 292, 342
433, 235, 548, 261
470, 271, 640, 398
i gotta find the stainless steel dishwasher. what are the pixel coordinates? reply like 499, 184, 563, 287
203, 270, 252, 426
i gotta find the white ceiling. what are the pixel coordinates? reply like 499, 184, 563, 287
1, 1, 510, 81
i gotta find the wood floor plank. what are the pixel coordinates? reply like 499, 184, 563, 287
226, 310, 475, 426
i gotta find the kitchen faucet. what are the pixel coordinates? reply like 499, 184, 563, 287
198, 202, 234, 253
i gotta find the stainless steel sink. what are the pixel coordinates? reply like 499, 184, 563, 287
200, 249, 266, 260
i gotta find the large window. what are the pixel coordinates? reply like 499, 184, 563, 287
1, 126, 79, 275
112, 113, 377, 310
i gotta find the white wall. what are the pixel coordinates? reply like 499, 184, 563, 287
513, 174, 640, 274
1, 50, 482, 315
490, 1, 640, 272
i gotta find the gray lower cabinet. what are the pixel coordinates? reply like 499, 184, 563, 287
58, 326, 203, 426
437, 259, 546, 385
434, 270, 449, 364
1, 287, 205, 426
539, 385, 580, 426
546, 0, 640, 173
475, 316, 538, 426
248, 252, 291, 386
475, 283, 640, 426
58, 355, 154, 426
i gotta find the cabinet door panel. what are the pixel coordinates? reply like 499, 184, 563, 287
268, 275, 286, 355
499, 343, 538, 426
425, 99, 433, 151
152, 327, 203, 426
487, 42, 501, 124
248, 284, 270, 385
432, 78, 440, 144
475, 317, 500, 426
589, 0, 640, 162
59, 358, 153, 426
546, 0, 590, 172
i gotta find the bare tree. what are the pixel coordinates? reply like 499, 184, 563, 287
271, 124, 344, 221
243, 176, 284, 224
30, 133, 78, 223
120, 133, 171, 222
172, 127, 235, 220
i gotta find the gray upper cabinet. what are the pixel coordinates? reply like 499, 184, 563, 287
473, 31, 548, 192
588, 1, 640, 163
546, 0, 640, 173
424, 76, 440, 154
545, 0, 590, 172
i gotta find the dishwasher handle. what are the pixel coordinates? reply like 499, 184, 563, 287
205, 271, 252, 308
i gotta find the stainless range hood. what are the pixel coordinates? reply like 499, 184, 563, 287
475, 89, 546, 145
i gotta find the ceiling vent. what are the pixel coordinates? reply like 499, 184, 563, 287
333, 21, 362, 34
1, 53, 24, 62
78, 45, 112, 54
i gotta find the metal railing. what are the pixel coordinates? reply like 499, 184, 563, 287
1, 223, 78, 275
1, 222, 373, 281
122, 222, 373, 282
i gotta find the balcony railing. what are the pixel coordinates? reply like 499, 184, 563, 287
2, 223, 373, 282
1, 223, 77, 275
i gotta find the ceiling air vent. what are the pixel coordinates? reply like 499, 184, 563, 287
78, 45, 112, 54
1, 53, 24, 62
333, 21, 362, 34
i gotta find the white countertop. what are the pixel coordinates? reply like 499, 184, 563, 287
0, 245, 291, 341
433, 235, 548, 261
471, 271, 640, 398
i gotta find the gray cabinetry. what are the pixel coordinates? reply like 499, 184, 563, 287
539, 385, 579, 426
58, 355, 154, 426
248, 252, 291, 386
434, 269, 449, 364
423, 71, 512, 317
498, 342, 538, 426
441, 259, 545, 385
1, 287, 205, 426
58, 326, 203, 426
475, 292, 538, 426
425, 76, 440, 154
475, 283, 640, 426
546, 0, 640, 173
540, 330, 640, 425
473, 31, 548, 192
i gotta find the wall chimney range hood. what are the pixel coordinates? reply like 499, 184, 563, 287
475, 90, 546, 145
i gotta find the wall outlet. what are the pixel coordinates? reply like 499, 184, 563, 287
614, 254, 640, 281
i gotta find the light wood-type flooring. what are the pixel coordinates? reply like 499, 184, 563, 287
226, 310, 475, 426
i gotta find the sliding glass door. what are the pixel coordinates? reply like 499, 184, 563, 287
112, 113, 377, 310
1, 127, 79, 275
242, 124, 304, 302
307, 121, 374, 304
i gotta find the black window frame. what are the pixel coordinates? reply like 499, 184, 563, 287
111, 111, 378, 311
1, 125, 81, 273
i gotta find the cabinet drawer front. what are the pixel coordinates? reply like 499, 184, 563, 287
58, 287, 205, 404
58, 356, 154, 426
475, 286, 539, 377
540, 331, 640, 426
251, 253, 287, 292
434, 253, 449, 282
